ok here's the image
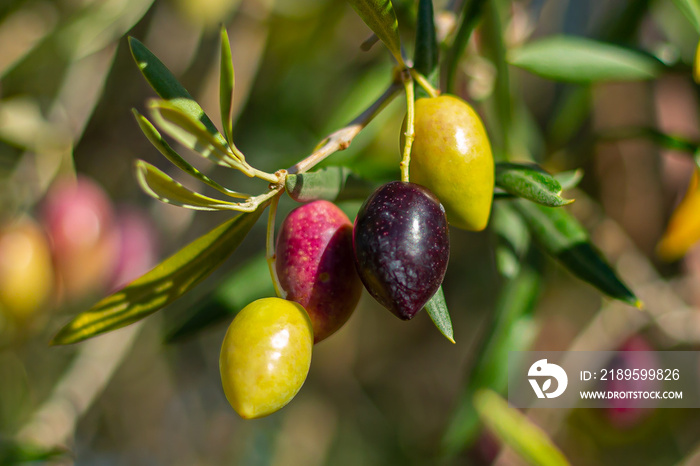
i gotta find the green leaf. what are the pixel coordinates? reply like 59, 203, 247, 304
413, 0, 438, 78
513, 200, 641, 307
219, 26, 235, 146
508, 36, 664, 83
132, 110, 249, 199
51, 207, 264, 345
495, 163, 573, 207
481, 1, 512, 156
423, 286, 454, 343
492, 202, 530, 278
166, 254, 274, 342
56, 0, 154, 61
0, 437, 67, 464
445, 0, 488, 93
149, 99, 241, 169
474, 390, 571, 466
441, 260, 539, 455
599, 126, 699, 153
135, 161, 248, 211
546, 86, 592, 148
129, 37, 230, 153
285, 166, 374, 203
553, 169, 584, 191
347, 0, 404, 65
673, 0, 700, 32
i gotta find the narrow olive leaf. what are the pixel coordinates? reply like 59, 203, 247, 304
132, 109, 249, 199
673, 0, 700, 33
481, 1, 513, 155
495, 163, 573, 207
547, 86, 591, 149
598, 126, 698, 153
423, 286, 454, 343
51, 208, 264, 345
219, 26, 235, 146
492, 202, 530, 278
149, 99, 241, 169
441, 261, 539, 455
508, 35, 663, 83
135, 161, 247, 211
445, 0, 488, 93
130, 37, 213, 121
413, 0, 438, 78
347, 0, 404, 65
553, 169, 584, 191
166, 254, 274, 342
514, 200, 641, 307
285, 166, 374, 202
129, 36, 233, 162
474, 390, 570, 466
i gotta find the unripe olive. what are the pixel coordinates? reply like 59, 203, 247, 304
406, 94, 494, 231
219, 297, 313, 419
276, 200, 362, 343
0, 217, 54, 320
353, 181, 449, 320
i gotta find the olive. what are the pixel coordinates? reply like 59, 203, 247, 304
353, 181, 449, 320
0, 217, 54, 321
276, 200, 362, 343
109, 208, 159, 291
406, 94, 494, 231
41, 176, 118, 300
219, 297, 313, 419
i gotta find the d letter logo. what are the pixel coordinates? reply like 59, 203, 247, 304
528, 359, 568, 399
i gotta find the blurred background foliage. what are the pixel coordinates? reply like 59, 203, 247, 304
2, 0, 700, 464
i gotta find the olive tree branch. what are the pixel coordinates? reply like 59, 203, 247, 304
17, 323, 143, 450
287, 82, 402, 175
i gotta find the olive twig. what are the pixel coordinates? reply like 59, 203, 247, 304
287, 82, 402, 175
410, 68, 440, 98
18, 323, 144, 449
233, 187, 284, 212
266, 192, 287, 299
400, 75, 415, 182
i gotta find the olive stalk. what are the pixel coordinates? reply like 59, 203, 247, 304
266, 192, 287, 299
400, 75, 416, 182
410, 68, 440, 98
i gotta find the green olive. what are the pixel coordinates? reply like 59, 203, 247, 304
0, 217, 54, 321
407, 95, 494, 231
219, 297, 313, 419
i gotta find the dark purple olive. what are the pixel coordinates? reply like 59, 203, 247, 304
353, 181, 449, 320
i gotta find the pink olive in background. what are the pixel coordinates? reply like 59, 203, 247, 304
605, 335, 660, 429
109, 207, 159, 291
275, 200, 362, 343
41, 175, 118, 301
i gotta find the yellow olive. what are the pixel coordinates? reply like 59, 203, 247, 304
219, 297, 313, 419
407, 95, 494, 231
0, 217, 54, 321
